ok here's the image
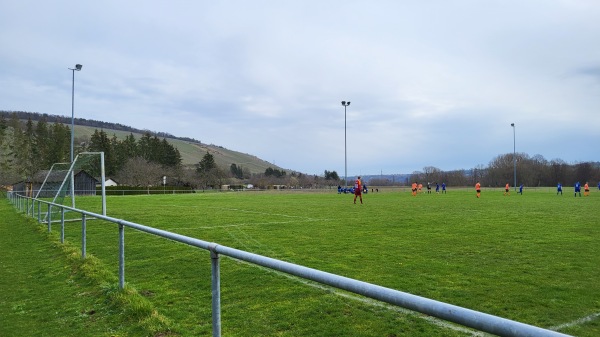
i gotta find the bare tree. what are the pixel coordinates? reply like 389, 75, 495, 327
115, 157, 165, 193
423, 166, 442, 184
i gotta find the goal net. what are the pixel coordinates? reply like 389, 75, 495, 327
33, 152, 106, 221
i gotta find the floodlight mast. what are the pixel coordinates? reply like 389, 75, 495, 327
511, 123, 516, 192
68, 64, 82, 163
341, 101, 351, 189
68, 64, 82, 207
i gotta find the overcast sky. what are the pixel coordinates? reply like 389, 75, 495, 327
1, 1, 599, 176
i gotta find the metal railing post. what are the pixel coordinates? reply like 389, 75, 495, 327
60, 207, 65, 244
47, 204, 52, 232
210, 246, 222, 337
119, 223, 125, 289
37, 200, 41, 223
81, 213, 86, 259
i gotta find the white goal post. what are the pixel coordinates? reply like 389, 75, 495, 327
33, 152, 106, 220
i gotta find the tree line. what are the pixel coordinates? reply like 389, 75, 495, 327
402, 153, 600, 188
3, 111, 596, 190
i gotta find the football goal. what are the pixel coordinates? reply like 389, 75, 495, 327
33, 152, 106, 221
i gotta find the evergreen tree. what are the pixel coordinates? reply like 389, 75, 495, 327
88, 129, 116, 176
0, 114, 10, 177
7, 114, 23, 177
47, 122, 70, 165
148, 135, 163, 163
0, 113, 6, 136
324, 170, 340, 181
196, 151, 225, 189
265, 167, 286, 178
114, 133, 138, 172
21, 118, 36, 177
160, 138, 181, 168
138, 132, 153, 161
197, 151, 217, 173
123, 133, 138, 157
33, 116, 50, 169
230, 163, 244, 179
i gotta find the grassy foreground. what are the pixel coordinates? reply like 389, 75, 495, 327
0, 198, 170, 337
4, 187, 600, 336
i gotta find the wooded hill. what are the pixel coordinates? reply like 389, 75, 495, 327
0, 110, 284, 175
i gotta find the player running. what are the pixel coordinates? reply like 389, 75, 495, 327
575, 182, 581, 197
411, 182, 418, 196
475, 181, 481, 198
504, 183, 510, 196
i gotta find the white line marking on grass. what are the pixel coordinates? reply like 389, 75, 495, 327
228, 257, 486, 336
171, 217, 328, 230
209, 207, 330, 221
548, 312, 600, 331
171, 220, 300, 230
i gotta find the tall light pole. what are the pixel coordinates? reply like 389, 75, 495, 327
511, 123, 516, 192
341, 101, 350, 188
68, 64, 82, 207
69, 64, 82, 162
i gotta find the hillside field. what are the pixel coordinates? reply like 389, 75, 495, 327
73, 124, 282, 174
5, 188, 600, 336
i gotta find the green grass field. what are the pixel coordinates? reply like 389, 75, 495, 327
4, 188, 600, 336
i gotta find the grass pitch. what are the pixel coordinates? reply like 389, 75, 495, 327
7, 188, 600, 336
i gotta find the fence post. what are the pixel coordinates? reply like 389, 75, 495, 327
37, 200, 41, 223
119, 223, 125, 289
47, 204, 52, 232
210, 246, 221, 337
60, 207, 65, 244
81, 213, 86, 259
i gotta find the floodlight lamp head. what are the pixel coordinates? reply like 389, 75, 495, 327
75, 64, 82, 71
511, 123, 514, 127
341, 101, 346, 105
347, 101, 350, 106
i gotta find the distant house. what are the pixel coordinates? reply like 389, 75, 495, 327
12, 170, 98, 198
97, 177, 118, 187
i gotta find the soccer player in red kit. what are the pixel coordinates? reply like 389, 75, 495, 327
354, 176, 363, 204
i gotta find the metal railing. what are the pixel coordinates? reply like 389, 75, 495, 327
6, 192, 571, 337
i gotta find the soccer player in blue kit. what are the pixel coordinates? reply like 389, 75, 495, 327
557, 183, 563, 195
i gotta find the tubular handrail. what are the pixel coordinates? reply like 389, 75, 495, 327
6, 192, 571, 337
